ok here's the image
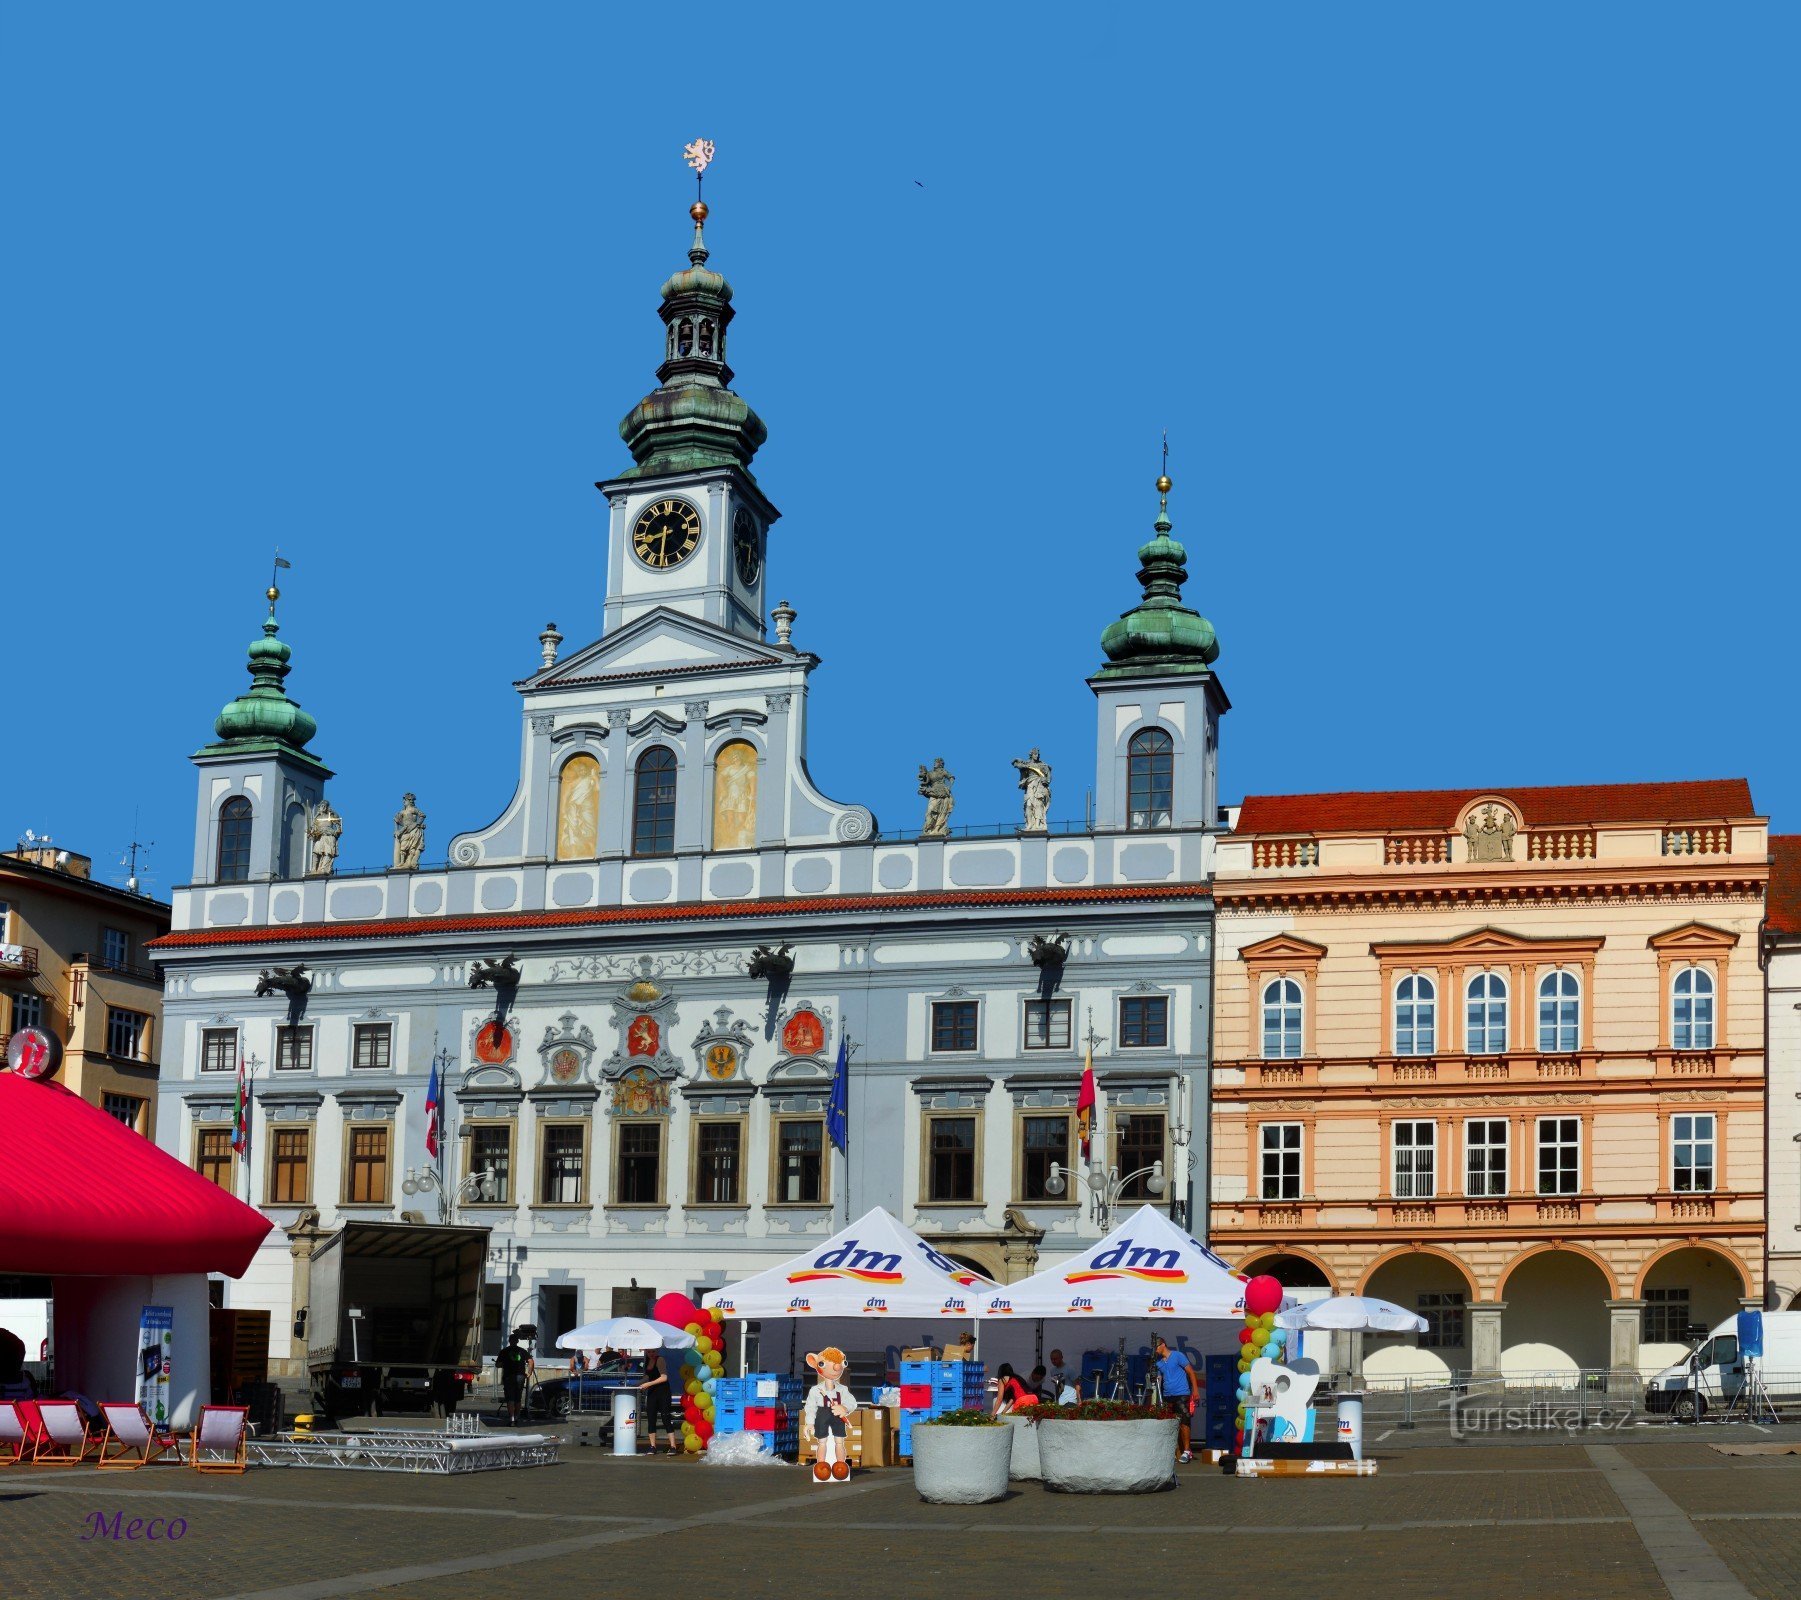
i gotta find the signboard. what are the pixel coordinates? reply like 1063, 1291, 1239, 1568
135, 1305, 174, 1427
5, 1027, 61, 1079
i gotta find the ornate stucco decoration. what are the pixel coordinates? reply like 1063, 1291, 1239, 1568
600, 970, 681, 1081
1463, 802, 1519, 863
538, 1011, 598, 1087
772, 1000, 834, 1063
691, 1005, 755, 1083
546, 950, 748, 983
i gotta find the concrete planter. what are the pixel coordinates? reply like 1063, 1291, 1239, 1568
910, 1422, 1013, 1504
1038, 1418, 1179, 1493
1003, 1413, 1042, 1480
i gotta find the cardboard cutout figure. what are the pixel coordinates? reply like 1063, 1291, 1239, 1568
1248, 1355, 1320, 1446
803, 1346, 859, 1482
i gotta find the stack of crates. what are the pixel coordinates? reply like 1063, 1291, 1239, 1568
896, 1359, 986, 1458
712, 1373, 804, 1458
1202, 1352, 1239, 1452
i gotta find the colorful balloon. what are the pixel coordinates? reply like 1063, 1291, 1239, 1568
1244, 1276, 1284, 1318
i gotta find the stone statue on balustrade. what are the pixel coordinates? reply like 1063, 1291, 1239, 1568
307, 800, 342, 877
1463, 804, 1516, 863
393, 792, 427, 870
1012, 748, 1051, 833
918, 758, 955, 839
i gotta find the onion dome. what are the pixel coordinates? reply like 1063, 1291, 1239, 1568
201, 585, 322, 760
1096, 474, 1221, 677
617, 201, 768, 479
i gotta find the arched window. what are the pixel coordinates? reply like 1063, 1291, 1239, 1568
1673, 967, 1715, 1050
555, 754, 602, 861
1538, 970, 1580, 1053
632, 746, 678, 857
1261, 977, 1303, 1059
216, 797, 253, 883
281, 802, 308, 879
1465, 972, 1508, 1056
711, 740, 758, 851
1394, 974, 1436, 1056
1127, 728, 1174, 830
697, 318, 714, 357
677, 318, 694, 357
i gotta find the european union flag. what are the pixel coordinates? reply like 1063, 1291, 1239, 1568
826, 1037, 849, 1155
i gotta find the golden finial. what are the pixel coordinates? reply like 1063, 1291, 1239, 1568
690, 200, 709, 223
1156, 475, 1172, 495
266, 585, 281, 604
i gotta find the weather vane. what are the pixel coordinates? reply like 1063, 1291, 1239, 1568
683, 137, 716, 200
269, 547, 292, 610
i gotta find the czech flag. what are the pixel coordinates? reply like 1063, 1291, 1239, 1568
425, 1059, 442, 1159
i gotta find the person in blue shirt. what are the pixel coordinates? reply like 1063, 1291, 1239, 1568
1153, 1334, 1198, 1463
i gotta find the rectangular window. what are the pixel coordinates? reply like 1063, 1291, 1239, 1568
195, 1126, 234, 1189
101, 927, 131, 970
615, 1122, 663, 1205
926, 1115, 977, 1202
468, 1124, 513, 1204
1392, 1120, 1436, 1199
275, 1025, 313, 1072
1464, 1119, 1509, 1197
346, 1126, 390, 1204
1418, 1291, 1466, 1349
1643, 1287, 1692, 1345
1116, 1112, 1167, 1199
538, 1124, 586, 1205
353, 1023, 393, 1070
1019, 1113, 1071, 1201
774, 1117, 825, 1205
10, 991, 44, 1033
1536, 1117, 1580, 1196
268, 1127, 311, 1204
1023, 998, 1072, 1050
201, 1028, 237, 1073
1672, 1113, 1716, 1193
102, 1092, 144, 1130
1260, 1122, 1302, 1201
1118, 995, 1170, 1050
930, 1001, 979, 1053
693, 1121, 743, 1205
106, 1006, 147, 1060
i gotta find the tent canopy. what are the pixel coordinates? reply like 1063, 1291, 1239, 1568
0, 1072, 273, 1277
978, 1204, 1254, 1319
704, 1207, 996, 1319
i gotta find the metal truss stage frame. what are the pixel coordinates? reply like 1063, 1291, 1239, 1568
247, 1425, 562, 1474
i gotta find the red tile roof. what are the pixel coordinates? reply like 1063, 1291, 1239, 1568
146, 881, 1210, 951
1769, 835, 1801, 937
1235, 778, 1756, 836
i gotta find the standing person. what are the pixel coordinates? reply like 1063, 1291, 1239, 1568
638, 1347, 677, 1455
1152, 1334, 1198, 1463
497, 1333, 534, 1425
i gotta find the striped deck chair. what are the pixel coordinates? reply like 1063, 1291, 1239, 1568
97, 1402, 182, 1468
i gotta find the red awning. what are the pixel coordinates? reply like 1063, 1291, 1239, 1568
0, 1072, 272, 1277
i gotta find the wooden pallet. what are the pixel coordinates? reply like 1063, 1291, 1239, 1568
1230, 1455, 1377, 1478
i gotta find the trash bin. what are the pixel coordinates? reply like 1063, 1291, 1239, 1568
1335, 1393, 1364, 1462
612, 1388, 639, 1457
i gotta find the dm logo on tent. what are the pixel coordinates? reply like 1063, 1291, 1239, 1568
787, 1296, 814, 1313
862, 1296, 891, 1313
712, 1298, 736, 1315
1068, 1296, 1097, 1313
916, 1238, 986, 1287
1149, 1297, 1178, 1314
988, 1298, 1015, 1315
940, 1296, 967, 1315
788, 1238, 905, 1286
1064, 1237, 1188, 1287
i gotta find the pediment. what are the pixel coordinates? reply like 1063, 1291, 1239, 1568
1371, 925, 1606, 959
522, 608, 787, 689
1647, 922, 1741, 953
1238, 934, 1328, 964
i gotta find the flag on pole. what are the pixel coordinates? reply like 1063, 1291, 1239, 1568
1076, 1043, 1097, 1163
231, 1053, 250, 1155
425, 1058, 442, 1159
826, 1037, 849, 1155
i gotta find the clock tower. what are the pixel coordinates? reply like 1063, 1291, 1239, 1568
596, 195, 776, 643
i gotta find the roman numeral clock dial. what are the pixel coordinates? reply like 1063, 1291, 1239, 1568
632, 498, 702, 569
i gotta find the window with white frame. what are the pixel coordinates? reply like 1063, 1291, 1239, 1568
1261, 978, 1303, 1059
1673, 967, 1715, 1049
1465, 1118, 1509, 1197
201, 1027, 236, 1072
1672, 1113, 1716, 1193
275, 1025, 313, 1072
352, 1023, 393, 1070
9, 992, 43, 1033
1392, 1120, 1436, 1198
1394, 974, 1436, 1056
105, 1007, 147, 1060
1260, 1122, 1302, 1200
1536, 1116, 1580, 1195
930, 1001, 979, 1053
1023, 998, 1072, 1050
1118, 994, 1169, 1049
1465, 972, 1509, 1055
1538, 970, 1580, 1052
101, 927, 131, 970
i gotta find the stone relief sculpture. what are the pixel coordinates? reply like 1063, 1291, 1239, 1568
1012, 747, 1052, 833
1464, 804, 1517, 863
469, 954, 522, 990
253, 963, 311, 1000
918, 758, 955, 838
393, 792, 427, 870
307, 800, 342, 876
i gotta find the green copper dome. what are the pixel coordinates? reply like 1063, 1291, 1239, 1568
1096, 477, 1221, 677
210, 596, 318, 750
617, 202, 766, 480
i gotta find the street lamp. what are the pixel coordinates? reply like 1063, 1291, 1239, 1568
1044, 1157, 1165, 1233
401, 1164, 498, 1221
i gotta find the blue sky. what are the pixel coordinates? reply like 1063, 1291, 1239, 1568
4, 5, 1795, 893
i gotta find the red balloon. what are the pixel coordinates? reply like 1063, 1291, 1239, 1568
1237, 1326, 1255, 1345
652, 1292, 703, 1328
1243, 1275, 1284, 1318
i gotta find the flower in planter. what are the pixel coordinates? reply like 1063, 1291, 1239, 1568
1032, 1399, 1178, 1423
920, 1408, 1002, 1427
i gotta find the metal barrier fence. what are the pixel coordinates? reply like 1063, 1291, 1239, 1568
1343, 1366, 1801, 1429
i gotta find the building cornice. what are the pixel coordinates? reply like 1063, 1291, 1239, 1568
1215, 862, 1767, 913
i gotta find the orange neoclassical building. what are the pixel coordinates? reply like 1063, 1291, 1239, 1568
1209, 778, 1768, 1382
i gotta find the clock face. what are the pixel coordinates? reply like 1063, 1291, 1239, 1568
733, 508, 761, 586
632, 498, 702, 570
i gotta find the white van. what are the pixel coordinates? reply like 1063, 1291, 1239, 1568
1645, 1312, 1801, 1421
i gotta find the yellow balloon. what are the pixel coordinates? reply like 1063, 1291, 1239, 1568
685, 1434, 702, 1453
685, 1322, 702, 1335
1259, 1312, 1276, 1330
695, 1335, 714, 1354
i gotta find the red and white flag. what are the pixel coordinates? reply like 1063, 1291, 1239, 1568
1076, 1043, 1097, 1163
231, 1054, 250, 1156
424, 1059, 442, 1159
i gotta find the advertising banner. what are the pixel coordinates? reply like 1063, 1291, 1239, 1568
135, 1305, 174, 1427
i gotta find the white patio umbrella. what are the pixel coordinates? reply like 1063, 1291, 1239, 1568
1274, 1296, 1427, 1334
554, 1316, 696, 1353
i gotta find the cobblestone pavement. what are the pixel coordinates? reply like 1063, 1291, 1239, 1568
9, 1425, 1801, 1600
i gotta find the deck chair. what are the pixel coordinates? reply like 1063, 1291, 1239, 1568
97, 1402, 181, 1469
31, 1400, 93, 1465
0, 1400, 27, 1465
190, 1405, 249, 1474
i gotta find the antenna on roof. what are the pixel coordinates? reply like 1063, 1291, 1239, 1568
120, 812, 155, 894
